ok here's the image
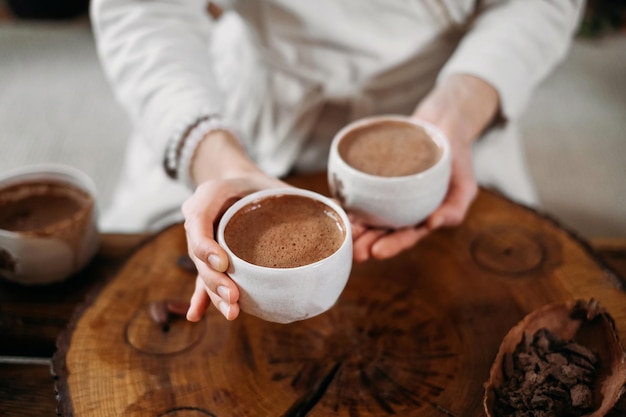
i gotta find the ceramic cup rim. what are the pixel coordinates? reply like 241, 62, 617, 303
0, 164, 98, 238
217, 187, 352, 272
330, 114, 451, 183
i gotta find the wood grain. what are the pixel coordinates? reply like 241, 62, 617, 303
0, 233, 148, 357
591, 238, 626, 280
0, 362, 57, 417
53, 173, 626, 417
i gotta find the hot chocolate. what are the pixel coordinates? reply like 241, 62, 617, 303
0, 166, 99, 285
338, 120, 441, 177
0, 182, 92, 233
223, 194, 345, 268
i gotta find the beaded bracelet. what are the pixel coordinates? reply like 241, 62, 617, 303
176, 117, 243, 189
163, 110, 216, 180
163, 111, 244, 189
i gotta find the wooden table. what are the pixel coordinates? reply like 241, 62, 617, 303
1, 173, 625, 416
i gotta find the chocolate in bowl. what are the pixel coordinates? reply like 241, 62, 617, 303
483, 299, 626, 417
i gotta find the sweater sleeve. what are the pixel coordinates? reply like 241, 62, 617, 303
90, 0, 224, 157
437, 0, 585, 119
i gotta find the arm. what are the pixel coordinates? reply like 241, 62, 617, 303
353, 0, 585, 261
182, 130, 287, 322
352, 74, 497, 260
438, 0, 585, 120
90, 0, 223, 154
92, 0, 286, 321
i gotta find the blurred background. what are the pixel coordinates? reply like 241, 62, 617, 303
0, 0, 624, 238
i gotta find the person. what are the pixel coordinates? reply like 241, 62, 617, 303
91, 0, 584, 321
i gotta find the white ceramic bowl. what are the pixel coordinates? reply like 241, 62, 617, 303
0, 164, 99, 285
328, 115, 451, 228
217, 188, 352, 324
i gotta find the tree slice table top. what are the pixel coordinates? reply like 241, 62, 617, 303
53, 173, 626, 417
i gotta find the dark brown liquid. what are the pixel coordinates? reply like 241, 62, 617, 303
0, 182, 91, 232
339, 120, 441, 177
224, 195, 345, 268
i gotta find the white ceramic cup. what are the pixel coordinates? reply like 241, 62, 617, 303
0, 164, 99, 285
328, 115, 451, 228
216, 188, 352, 324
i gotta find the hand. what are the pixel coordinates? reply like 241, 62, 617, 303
352, 74, 500, 262
183, 130, 287, 321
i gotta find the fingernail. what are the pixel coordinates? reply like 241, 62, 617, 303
208, 254, 222, 271
186, 309, 199, 322
217, 286, 230, 303
185, 310, 194, 322
218, 300, 230, 318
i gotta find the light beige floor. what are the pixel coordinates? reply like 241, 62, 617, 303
0, 23, 624, 238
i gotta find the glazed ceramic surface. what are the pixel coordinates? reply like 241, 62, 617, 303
0, 165, 99, 285
217, 188, 352, 324
328, 115, 451, 228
